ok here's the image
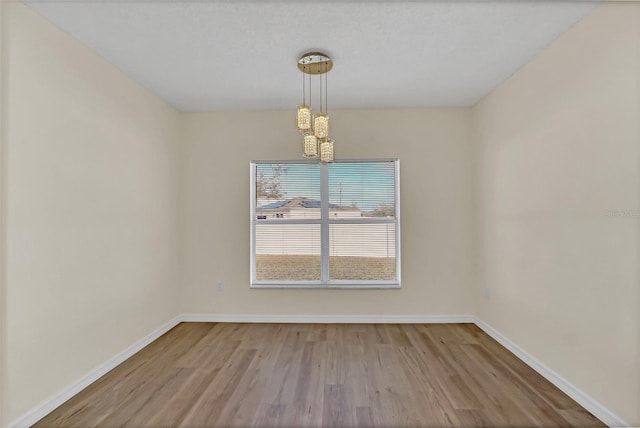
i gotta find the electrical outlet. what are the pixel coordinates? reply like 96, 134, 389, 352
216, 281, 224, 291
483, 287, 491, 299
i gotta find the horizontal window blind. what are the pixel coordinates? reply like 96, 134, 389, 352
255, 163, 320, 220
329, 223, 397, 281
251, 159, 400, 287
328, 162, 396, 218
254, 224, 321, 281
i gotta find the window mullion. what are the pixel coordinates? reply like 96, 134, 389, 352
320, 163, 329, 284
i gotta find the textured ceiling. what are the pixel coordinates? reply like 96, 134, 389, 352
24, 0, 598, 112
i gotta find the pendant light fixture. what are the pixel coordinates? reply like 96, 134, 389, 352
296, 52, 334, 162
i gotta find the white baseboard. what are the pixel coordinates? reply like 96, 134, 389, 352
7, 316, 182, 428
180, 313, 475, 324
473, 317, 629, 428
8, 314, 628, 428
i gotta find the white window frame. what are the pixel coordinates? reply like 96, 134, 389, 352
250, 159, 401, 289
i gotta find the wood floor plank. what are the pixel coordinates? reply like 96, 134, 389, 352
289, 341, 326, 427
143, 368, 220, 427
322, 383, 352, 427
396, 345, 463, 426
34, 322, 607, 428
183, 348, 257, 426
104, 367, 194, 427
253, 403, 287, 427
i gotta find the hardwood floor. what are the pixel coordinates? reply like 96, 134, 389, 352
35, 323, 605, 427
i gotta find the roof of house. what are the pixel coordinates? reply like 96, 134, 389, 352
258, 197, 356, 211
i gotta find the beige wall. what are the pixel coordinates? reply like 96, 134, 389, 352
179, 108, 475, 316
3, 3, 180, 423
471, 2, 640, 424
0, 0, 7, 424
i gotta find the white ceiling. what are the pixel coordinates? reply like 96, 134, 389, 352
24, 0, 598, 112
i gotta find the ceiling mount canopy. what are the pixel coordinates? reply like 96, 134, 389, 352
297, 52, 333, 75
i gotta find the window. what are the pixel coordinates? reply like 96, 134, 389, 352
250, 159, 400, 288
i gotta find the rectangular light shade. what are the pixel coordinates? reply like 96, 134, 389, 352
314, 114, 329, 139
297, 105, 312, 131
319, 139, 334, 163
303, 134, 318, 157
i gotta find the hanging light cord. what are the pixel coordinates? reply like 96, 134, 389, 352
319, 68, 323, 113
325, 61, 328, 114
308, 64, 312, 111
302, 65, 305, 106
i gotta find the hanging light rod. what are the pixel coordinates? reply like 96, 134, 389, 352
297, 52, 333, 74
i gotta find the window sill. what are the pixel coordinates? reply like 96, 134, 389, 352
250, 282, 401, 289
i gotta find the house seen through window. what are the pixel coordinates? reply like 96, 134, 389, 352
250, 160, 400, 288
